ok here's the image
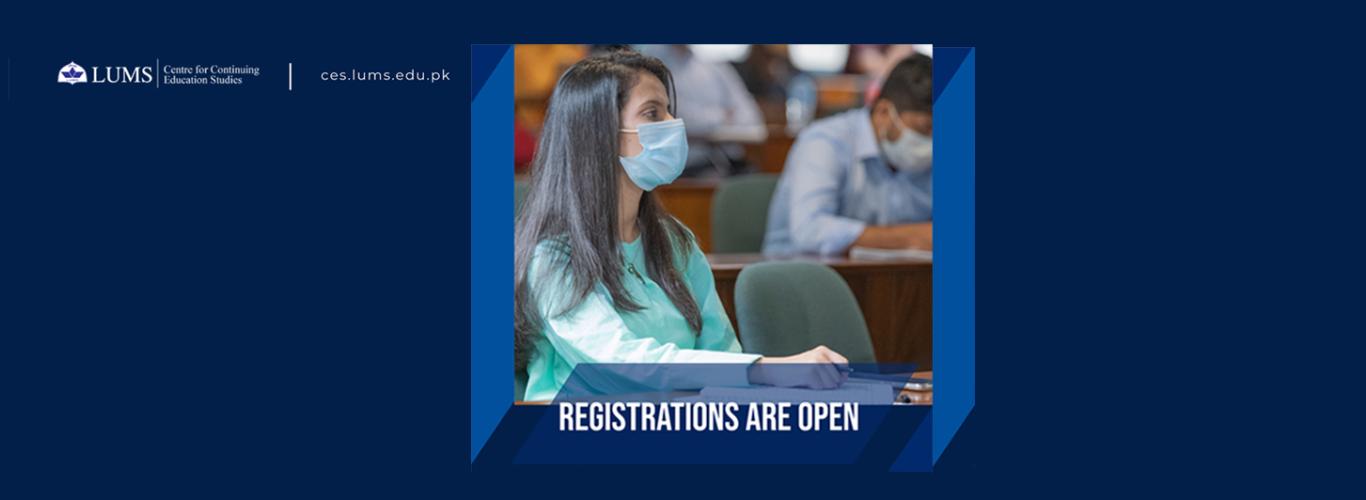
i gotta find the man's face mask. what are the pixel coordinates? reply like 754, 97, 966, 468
619, 118, 688, 191
879, 105, 933, 174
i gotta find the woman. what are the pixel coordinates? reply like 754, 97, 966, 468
515, 49, 848, 401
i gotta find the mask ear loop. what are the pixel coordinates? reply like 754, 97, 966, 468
619, 128, 640, 159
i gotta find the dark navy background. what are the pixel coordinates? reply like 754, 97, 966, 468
3, 3, 1359, 497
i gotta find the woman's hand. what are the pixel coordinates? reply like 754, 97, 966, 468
748, 345, 850, 389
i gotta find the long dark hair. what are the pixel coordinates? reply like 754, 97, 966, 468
514, 49, 700, 371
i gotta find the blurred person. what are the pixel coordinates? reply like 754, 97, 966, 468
515, 48, 849, 401
763, 54, 933, 256
638, 45, 765, 177
736, 44, 800, 125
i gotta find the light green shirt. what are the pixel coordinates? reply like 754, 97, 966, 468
523, 232, 760, 401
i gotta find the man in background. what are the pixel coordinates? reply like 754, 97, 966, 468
763, 54, 933, 256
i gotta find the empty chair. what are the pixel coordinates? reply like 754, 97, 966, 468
733, 261, 877, 363
710, 174, 779, 253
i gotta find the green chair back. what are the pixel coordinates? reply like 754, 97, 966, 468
711, 174, 779, 253
734, 261, 877, 363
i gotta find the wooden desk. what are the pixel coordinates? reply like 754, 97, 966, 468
896, 371, 934, 405
653, 178, 719, 252
708, 253, 932, 369
743, 125, 797, 174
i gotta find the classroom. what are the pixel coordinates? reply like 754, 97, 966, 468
512, 44, 935, 404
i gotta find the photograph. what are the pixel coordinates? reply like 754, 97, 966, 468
510, 45, 936, 405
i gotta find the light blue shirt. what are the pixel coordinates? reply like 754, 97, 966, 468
763, 108, 933, 256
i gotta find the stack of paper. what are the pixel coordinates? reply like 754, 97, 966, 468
849, 246, 933, 262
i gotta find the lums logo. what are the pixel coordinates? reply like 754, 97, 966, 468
58, 62, 154, 85
57, 62, 87, 84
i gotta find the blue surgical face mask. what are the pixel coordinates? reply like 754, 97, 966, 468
879, 106, 932, 174
619, 118, 688, 191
